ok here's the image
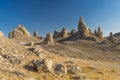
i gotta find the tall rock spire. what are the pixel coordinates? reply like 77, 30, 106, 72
94, 26, 103, 38
78, 16, 92, 36
33, 30, 38, 37
44, 33, 54, 45
108, 32, 117, 43
61, 27, 68, 38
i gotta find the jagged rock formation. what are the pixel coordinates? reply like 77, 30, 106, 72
60, 27, 68, 38
94, 27, 103, 38
0, 31, 4, 37
53, 30, 60, 38
8, 25, 31, 39
78, 16, 93, 37
108, 32, 117, 43
70, 29, 76, 35
33, 30, 38, 37
44, 33, 54, 45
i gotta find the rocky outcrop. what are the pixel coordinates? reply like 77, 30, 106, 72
60, 27, 68, 38
70, 29, 76, 35
108, 32, 117, 43
0, 31, 4, 37
33, 30, 38, 38
8, 25, 31, 39
94, 27, 103, 38
78, 16, 92, 37
2, 54, 23, 65
44, 33, 54, 45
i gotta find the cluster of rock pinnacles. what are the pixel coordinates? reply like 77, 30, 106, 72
0, 16, 118, 44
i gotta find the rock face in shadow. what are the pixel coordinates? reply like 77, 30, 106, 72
44, 33, 54, 45
0, 31, 4, 37
78, 16, 92, 37
8, 25, 31, 39
53, 30, 60, 38
94, 27, 103, 38
33, 30, 38, 38
108, 32, 117, 43
70, 29, 76, 35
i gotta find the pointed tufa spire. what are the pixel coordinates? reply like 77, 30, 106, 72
61, 27, 68, 38
33, 30, 38, 38
108, 32, 117, 43
94, 26, 103, 38
70, 29, 76, 35
78, 16, 92, 37
53, 30, 60, 37
44, 33, 54, 45
0, 31, 4, 38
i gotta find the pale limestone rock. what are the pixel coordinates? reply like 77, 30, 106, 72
109, 32, 117, 43
0, 31, 4, 37
78, 16, 92, 36
8, 25, 31, 38
44, 33, 54, 45
33, 59, 54, 73
61, 27, 68, 38
70, 29, 76, 35
94, 27, 103, 38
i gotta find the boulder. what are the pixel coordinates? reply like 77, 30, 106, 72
68, 65, 82, 74
33, 59, 54, 73
33, 30, 38, 38
8, 25, 31, 38
78, 16, 92, 37
0, 31, 4, 37
44, 33, 54, 45
54, 63, 67, 76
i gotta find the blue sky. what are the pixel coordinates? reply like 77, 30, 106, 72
0, 0, 120, 37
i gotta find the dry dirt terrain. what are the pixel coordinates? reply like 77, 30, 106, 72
0, 37, 120, 80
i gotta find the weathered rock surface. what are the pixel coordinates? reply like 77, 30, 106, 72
78, 16, 92, 37
2, 54, 23, 65
33, 30, 38, 38
94, 27, 103, 38
68, 65, 82, 74
108, 32, 117, 43
28, 48, 44, 58
0, 31, 4, 37
44, 33, 54, 45
70, 29, 76, 35
54, 63, 67, 76
8, 25, 31, 39
60, 27, 68, 38
33, 59, 54, 73
53, 30, 60, 37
